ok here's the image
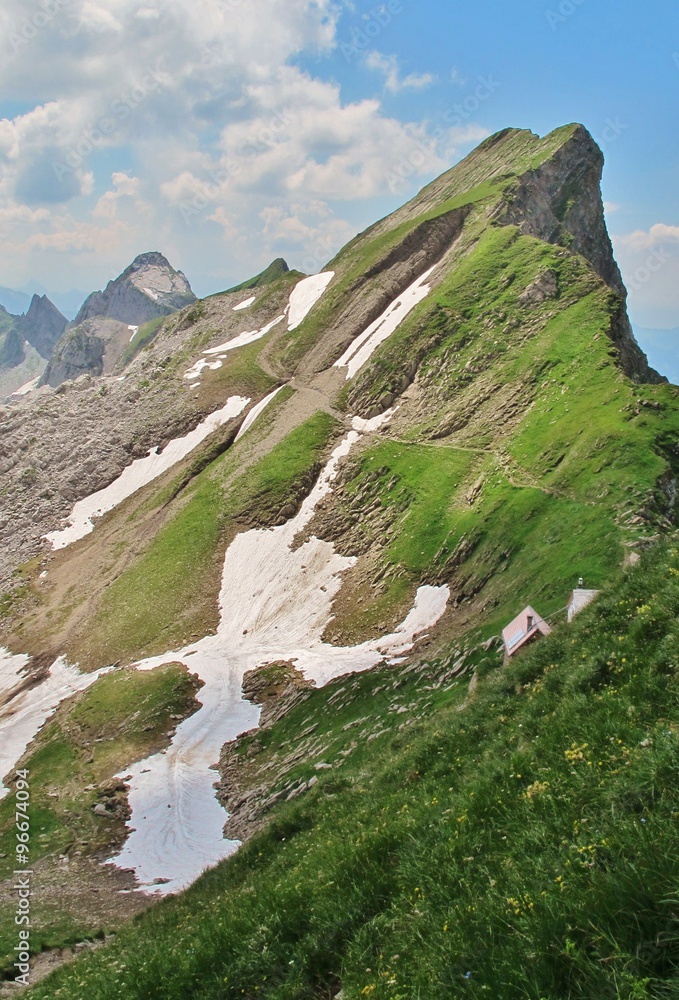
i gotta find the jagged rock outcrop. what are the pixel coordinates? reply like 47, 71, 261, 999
19, 294, 68, 359
74, 251, 195, 327
41, 253, 197, 387
41, 323, 107, 386
0, 324, 25, 369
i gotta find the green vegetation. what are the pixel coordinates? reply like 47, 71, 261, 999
0, 663, 200, 972
30, 540, 679, 999
330, 225, 679, 636
278, 125, 586, 372
221, 258, 291, 295
120, 316, 166, 367
82, 410, 338, 665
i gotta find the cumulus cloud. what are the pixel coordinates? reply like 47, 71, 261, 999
616, 223, 679, 251
613, 224, 679, 327
364, 52, 436, 93
0, 0, 486, 292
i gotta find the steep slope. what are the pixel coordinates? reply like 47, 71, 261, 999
223, 257, 291, 294
73, 251, 195, 326
0, 318, 24, 369
18, 294, 68, 359
26, 539, 679, 999
0, 124, 677, 988
0, 295, 67, 399
41, 253, 197, 386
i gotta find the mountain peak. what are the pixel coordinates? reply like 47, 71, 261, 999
20, 293, 67, 359
128, 251, 175, 273
73, 251, 196, 327
225, 258, 291, 295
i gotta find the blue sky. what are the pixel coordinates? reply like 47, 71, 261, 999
0, 0, 677, 330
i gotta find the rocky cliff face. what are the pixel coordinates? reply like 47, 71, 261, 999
18, 293, 67, 359
0, 323, 25, 369
74, 251, 196, 327
41, 322, 107, 386
42, 253, 197, 387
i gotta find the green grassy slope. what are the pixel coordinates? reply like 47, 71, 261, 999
79, 409, 338, 666
0, 663, 201, 970
322, 226, 678, 640
29, 540, 679, 999
222, 258, 292, 295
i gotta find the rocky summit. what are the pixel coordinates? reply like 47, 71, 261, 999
0, 125, 678, 998
41, 252, 197, 387
73, 251, 196, 327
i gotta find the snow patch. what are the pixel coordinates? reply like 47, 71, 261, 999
287, 272, 334, 331
233, 296, 256, 311
202, 314, 285, 359
235, 386, 285, 443
183, 358, 223, 381
109, 426, 448, 894
12, 377, 40, 396
143, 287, 159, 301
351, 409, 397, 434
0, 649, 110, 799
335, 263, 439, 379
128, 325, 139, 342
45, 396, 251, 550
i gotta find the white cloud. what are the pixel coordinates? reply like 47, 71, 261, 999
613, 224, 679, 327
615, 223, 679, 251
0, 0, 487, 294
364, 51, 436, 93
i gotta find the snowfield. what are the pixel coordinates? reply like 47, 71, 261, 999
0, 649, 110, 799
109, 412, 449, 894
183, 272, 333, 382
288, 272, 334, 330
45, 395, 251, 550
12, 376, 41, 397
235, 386, 285, 442
5, 265, 444, 897
335, 262, 440, 379
233, 296, 256, 311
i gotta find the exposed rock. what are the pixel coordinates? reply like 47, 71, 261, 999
74, 251, 195, 327
19, 294, 68, 359
519, 269, 559, 305
40, 253, 197, 386
41, 322, 107, 386
0, 325, 25, 369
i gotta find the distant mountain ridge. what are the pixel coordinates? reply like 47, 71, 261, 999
0, 294, 68, 396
